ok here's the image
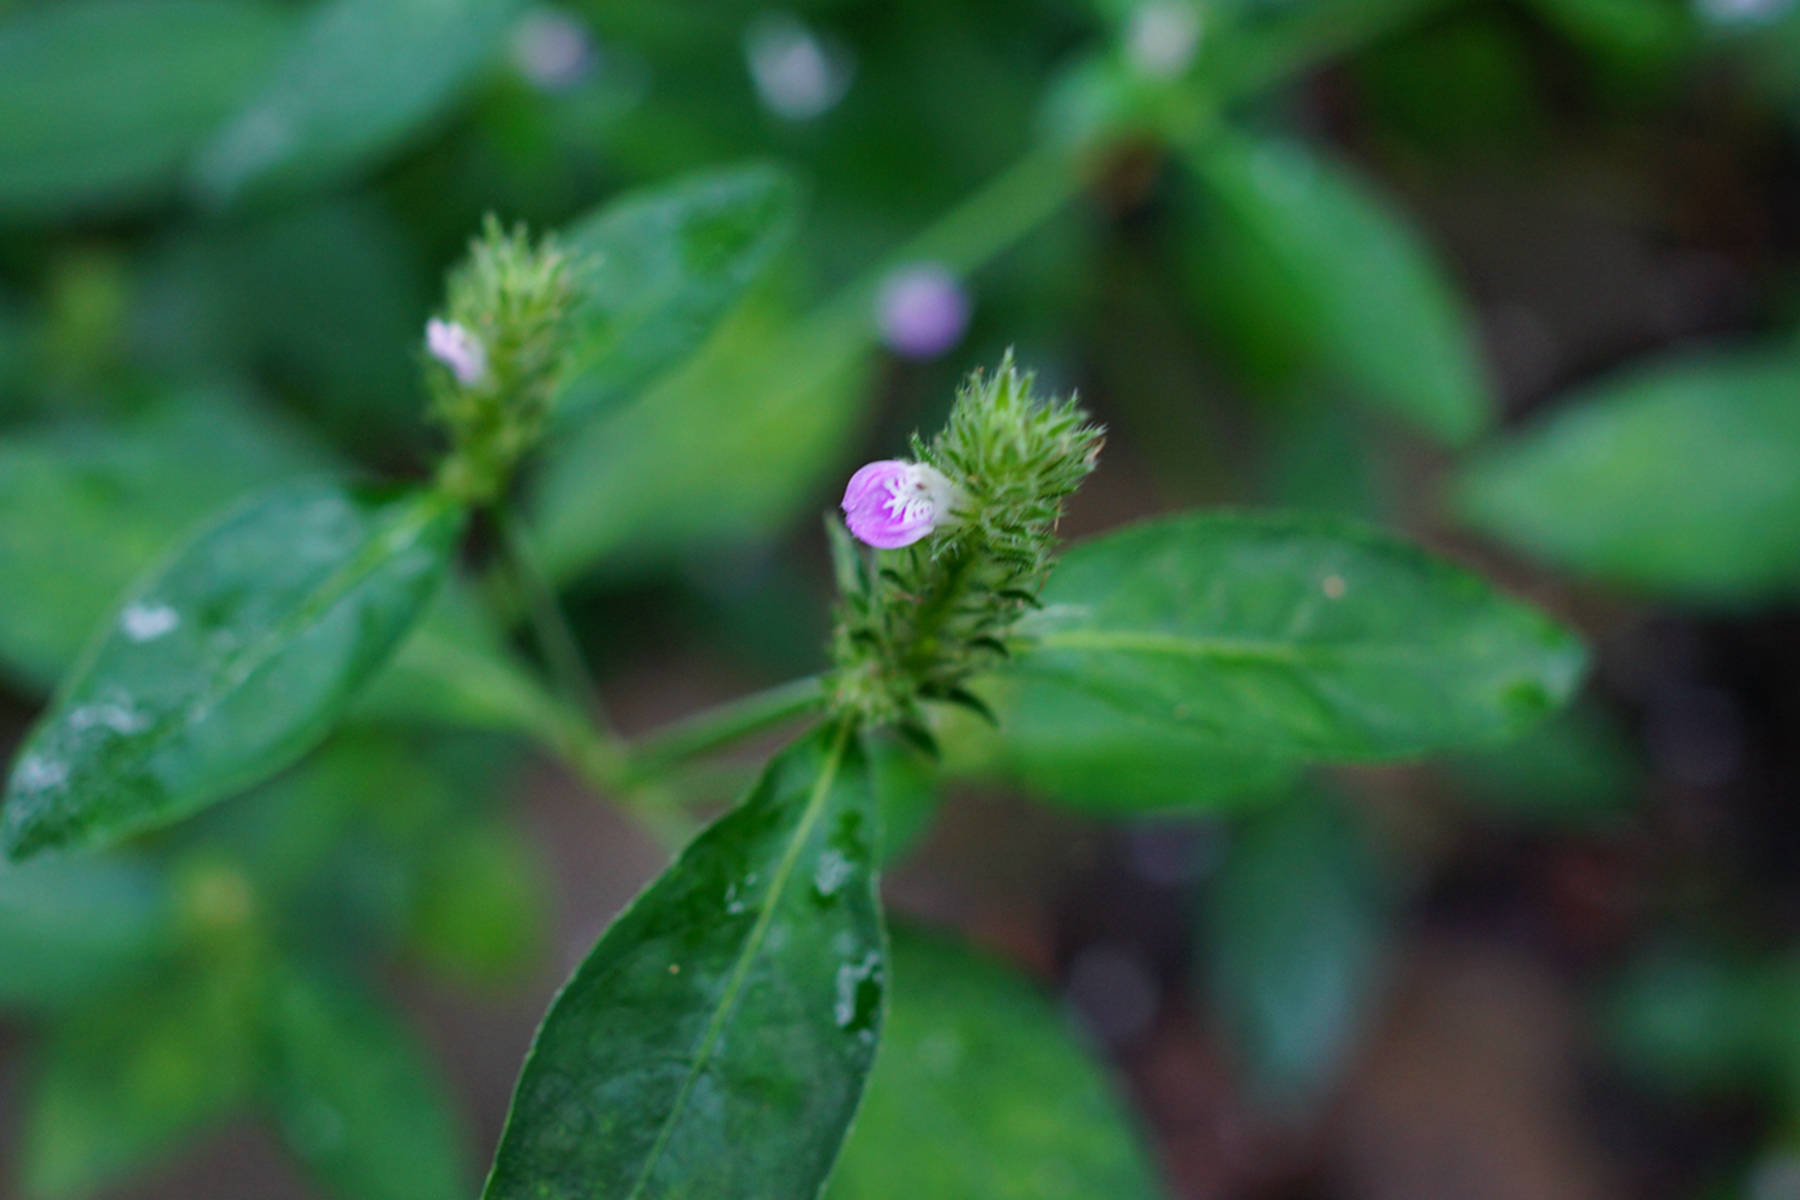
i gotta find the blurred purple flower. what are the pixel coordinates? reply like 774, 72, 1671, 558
511, 8, 595, 92
876, 264, 970, 360
426, 318, 487, 387
841, 459, 959, 549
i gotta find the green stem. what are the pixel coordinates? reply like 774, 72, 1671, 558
495, 501, 609, 728
630, 676, 828, 779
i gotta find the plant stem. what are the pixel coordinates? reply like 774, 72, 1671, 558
630, 676, 828, 779
495, 501, 609, 728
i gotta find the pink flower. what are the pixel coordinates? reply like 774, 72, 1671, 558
841, 459, 960, 549
426, 318, 488, 386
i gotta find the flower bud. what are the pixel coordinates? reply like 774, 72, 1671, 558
426, 318, 488, 387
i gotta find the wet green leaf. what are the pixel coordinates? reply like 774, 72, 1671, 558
1, 480, 463, 861
193, 0, 522, 205
0, 856, 170, 1010
483, 723, 883, 1200
556, 164, 801, 420
1203, 793, 1393, 1112
1454, 347, 1800, 602
0, 388, 330, 691
829, 927, 1166, 1200
0, 0, 288, 220
1010, 511, 1587, 760
262, 966, 469, 1200
1185, 133, 1491, 446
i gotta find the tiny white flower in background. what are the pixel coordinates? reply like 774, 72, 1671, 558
426, 318, 488, 387
744, 12, 853, 121
1696, 0, 1794, 25
876, 263, 971, 360
1124, 1, 1202, 79
511, 7, 595, 91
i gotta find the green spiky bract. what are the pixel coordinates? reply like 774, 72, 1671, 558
429, 216, 576, 506
828, 352, 1103, 737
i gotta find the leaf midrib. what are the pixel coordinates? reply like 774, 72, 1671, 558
1038, 628, 1465, 665
623, 719, 853, 1199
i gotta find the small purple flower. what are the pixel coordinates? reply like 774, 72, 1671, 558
426, 318, 488, 387
876, 264, 970, 360
842, 459, 960, 549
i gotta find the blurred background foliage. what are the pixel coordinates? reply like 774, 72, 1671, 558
1, 0, 1799, 1197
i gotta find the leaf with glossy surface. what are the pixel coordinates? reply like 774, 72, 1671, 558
483, 723, 883, 1200
1009, 511, 1586, 760
555, 164, 801, 420
1454, 347, 1800, 602
1203, 793, 1393, 1112
0, 0, 288, 220
192, 0, 521, 205
975, 678, 1301, 816
1186, 134, 1491, 446
263, 967, 469, 1200
829, 927, 1166, 1200
0, 856, 170, 1009
0, 388, 330, 691
1, 480, 463, 862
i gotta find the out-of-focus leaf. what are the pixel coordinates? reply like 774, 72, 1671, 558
1526, 0, 1695, 69
137, 198, 429, 441
22, 965, 262, 1198
1449, 704, 1640, 828
1008, 511, 1587, 761
1454, 347, 1800, 602
1, 481, 463, 862
555, 164, 801, 420
867, 732, 942, 863
1185, 133, 1492, 446
192, 0, 522, 206
829, 926, 1166, 1200
262, 966, 468, 1200
1203, 792, 1393, 1111
483, 723, 883, 1200
970, 678, 1300, 815
1603, 948, 1769, 1093
0, 0, 288, 220
0, 388, 329, 691
406, 817, 551, 985
0, 856, 169, 1010
533, 295, 871, 581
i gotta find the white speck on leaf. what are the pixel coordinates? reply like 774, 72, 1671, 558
120, 603, 179, 641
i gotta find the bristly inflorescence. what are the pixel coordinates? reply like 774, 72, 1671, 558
828, 352, 1103, 735
428, 215, 576, 506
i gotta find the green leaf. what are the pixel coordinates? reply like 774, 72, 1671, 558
867, 733, 942, 863
0, 856, 170, 1010
22, 964, 262, 1198
1185, 133, 1492, 446
483, 723, 884, 1200
534, 293, 872, 581
829, 926, 1166, 1200
0, 387, 330, 691
192, 0, 522, 206
0, 0, 288, 221
555, 164, 801, 421
262, 966, 469, 1200
406, 816, 552, 985
974, 678, 1301, 816
1009, 511, 1587, 760
1, 480, 463, 862
1448, 705, 1640, 828
1202, 793, 1393, 1112
1453, 347, 1800, 602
